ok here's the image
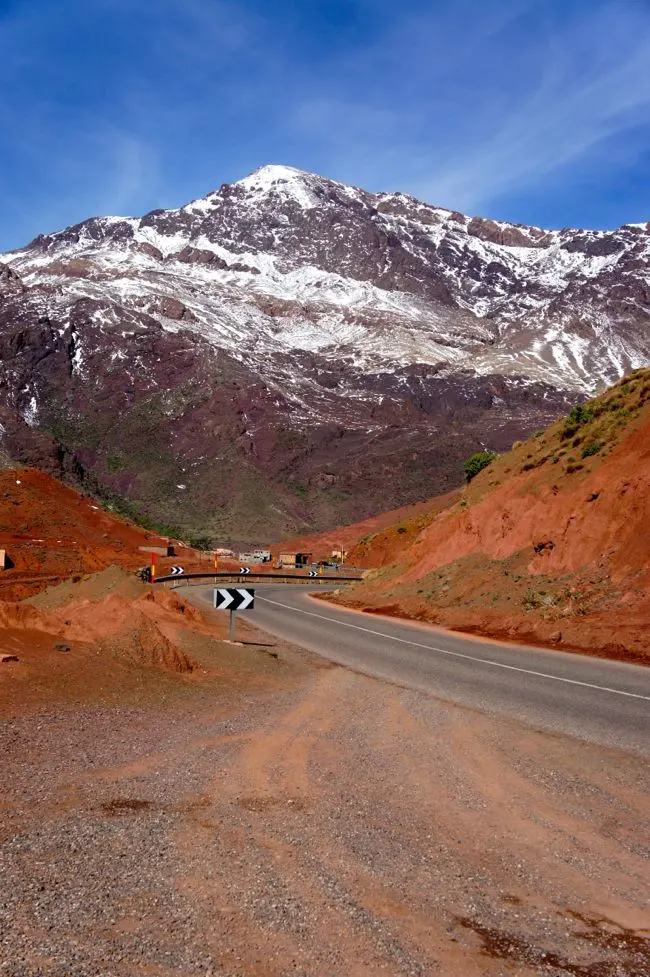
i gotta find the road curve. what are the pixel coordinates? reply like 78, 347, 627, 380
192, 584, 650, 757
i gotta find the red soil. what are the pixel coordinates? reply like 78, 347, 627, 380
0, 567, 228, 715
0, 562, 291, 718
0, 467, 173, 599
405, 419, 650, 587
0, 465, 340, 600
328, 370, 650, 664
273, 491, 460, 565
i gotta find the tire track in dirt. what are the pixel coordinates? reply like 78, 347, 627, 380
174, 668, 433, 976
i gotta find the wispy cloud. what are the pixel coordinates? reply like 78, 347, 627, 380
1, 0, 649, 249
288, 1, 650, 214
91, 127, 159, 217
413, 5, 650, 211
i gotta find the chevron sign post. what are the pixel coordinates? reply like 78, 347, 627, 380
169, 566, 184, 576
214, 589, 255, 610
213, 588, 255, 642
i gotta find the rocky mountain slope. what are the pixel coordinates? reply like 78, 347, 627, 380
328, 369, 650, 663
1, 165, 648, 539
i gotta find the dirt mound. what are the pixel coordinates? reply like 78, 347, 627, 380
0, 566, 213, 705
0, 468, 173, 600
0, 593, 198, 673
97, 616, 196, 674
329, 369, 650, 663
27, 565, 147, 610
47, 585, 209, 649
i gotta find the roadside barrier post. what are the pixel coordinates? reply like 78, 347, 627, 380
151, 552, 156, 584
230, 610, 236, 642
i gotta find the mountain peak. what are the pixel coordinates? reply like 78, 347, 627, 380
237, 163, 314, 185
233, 164, 323, 210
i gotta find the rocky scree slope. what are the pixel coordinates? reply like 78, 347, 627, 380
332, 369, 650, 663
1, 165, 648, 539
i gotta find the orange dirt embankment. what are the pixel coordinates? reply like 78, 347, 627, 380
273, 491, 460, 565
329, 369, 650, 664
0, 467, 178, 600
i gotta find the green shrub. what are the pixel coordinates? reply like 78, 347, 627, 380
463, 450, 497, 482
581, 440, 605, 458
187, 534, 214, 551
567, 404, 594, 426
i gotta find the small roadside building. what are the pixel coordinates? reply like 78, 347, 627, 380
278, 551, 312, 567
238, 550, 272, 564
252, 549, 272, 562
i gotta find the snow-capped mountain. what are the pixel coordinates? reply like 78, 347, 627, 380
0, 165, 647, 538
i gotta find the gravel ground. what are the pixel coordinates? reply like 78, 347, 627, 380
0, 632, 648, 976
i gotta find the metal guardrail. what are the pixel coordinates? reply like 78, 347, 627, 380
153, 571, 363, 584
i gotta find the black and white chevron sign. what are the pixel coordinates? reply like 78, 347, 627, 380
169, 566, 184, 576
239, 567, 251, 575
308, 570, 318, 577
213, 588, 255, 611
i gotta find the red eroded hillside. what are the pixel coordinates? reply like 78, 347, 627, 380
273, 491, 460, 565
329, 369, 650, 663
0, 467, 174, 599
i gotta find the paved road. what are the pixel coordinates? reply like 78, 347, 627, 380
192, 584, 650, 757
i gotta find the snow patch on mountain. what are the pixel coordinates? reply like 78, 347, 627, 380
235, 164, 322, 210
4, 165, 650, 396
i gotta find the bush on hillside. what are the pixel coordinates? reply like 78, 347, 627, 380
187, 533, 214, 551
581, 440, 604, 459
566, 404, 594, 426
463, 450, 497, 483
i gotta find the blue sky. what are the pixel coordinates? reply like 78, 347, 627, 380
1, 0, 650, 250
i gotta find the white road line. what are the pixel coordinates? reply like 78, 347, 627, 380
257, 596, 650, 702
